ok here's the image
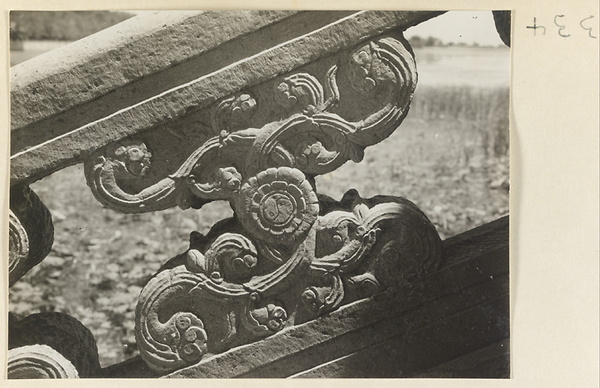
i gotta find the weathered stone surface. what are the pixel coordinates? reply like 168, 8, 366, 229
83, 31, 420, 214
8, 9, 508, 379
136, 190, 442, 373
112, 30, 448, 374
8, 345, 79, 379
10, 11, 297, 143
10, 11, 444, 186
9, 312, 101, 377
98, 356, 161, 378
289, 293, 508, 378
96, 217, 507, 378
9, 185, 54, 286
163, 216, 508, 378
414, 338, 510, 378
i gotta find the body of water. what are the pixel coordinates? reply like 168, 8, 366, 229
12, 42, 511, 89
413, 46, 510, 88
10, 40, 70, 67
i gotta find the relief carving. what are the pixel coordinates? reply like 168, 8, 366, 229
9, 186, 54, 286
8, 345, 80, 379
84, 34, 416, 213
80, 34, 442, 373
134, 189, 442, 372
9, 312, 101, 378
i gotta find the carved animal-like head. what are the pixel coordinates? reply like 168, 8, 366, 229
315, 214, 363, 258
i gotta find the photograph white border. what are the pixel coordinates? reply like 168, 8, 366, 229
1, 0, 598, 387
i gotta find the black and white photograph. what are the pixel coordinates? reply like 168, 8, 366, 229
1, 4, 597, 385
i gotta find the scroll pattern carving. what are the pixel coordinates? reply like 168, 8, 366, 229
81, 34, 441, 373
9, 186, 54, 286
84, 34, 416, 213
8, 345, 80, 379
9, 312, 101, 378
135, 190, 442, 372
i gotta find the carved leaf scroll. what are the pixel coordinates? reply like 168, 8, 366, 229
135, 189, 442, 372
9, 186, 54, 286
84, 33, 416, 215
104, 33, 441, 373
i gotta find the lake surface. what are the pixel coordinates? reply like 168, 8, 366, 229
413, 46, 510, 88
11, 42, 511, 89
10, 40, 70, 67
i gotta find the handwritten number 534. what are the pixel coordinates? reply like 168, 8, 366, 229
527, 15, 597, 38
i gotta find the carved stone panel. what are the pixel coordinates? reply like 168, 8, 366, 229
135, 190, 442, 372
84, 33, 417, 216
82, 32, 445, 373
7, 9, 513, 379
11, 11, 443, 186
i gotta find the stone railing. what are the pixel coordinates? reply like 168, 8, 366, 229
8, 10, 510, 378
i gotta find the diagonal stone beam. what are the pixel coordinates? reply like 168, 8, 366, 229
10, 10, 445, 186
10, 10, 299, 148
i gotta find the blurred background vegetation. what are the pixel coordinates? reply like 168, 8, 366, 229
9, 11, 510, 367
10, 11, 133, 41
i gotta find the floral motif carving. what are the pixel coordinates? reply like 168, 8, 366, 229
135, 189, 442, 372
84, 34, 417, 214
85, 140, 184, 213
81, 34, 439, 373
274, 73, 327, 114
212, 93, 258, 135
235, 167, 319, 245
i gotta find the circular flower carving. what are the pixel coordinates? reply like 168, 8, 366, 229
236, 167, 319, 245
172, 313, 208, 363
230, 94, 257, 119
265, 304, 287, 331
347, 47, 377, 95
113, 141, 152, 177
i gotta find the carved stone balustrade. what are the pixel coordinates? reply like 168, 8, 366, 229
8, 10, 510, 378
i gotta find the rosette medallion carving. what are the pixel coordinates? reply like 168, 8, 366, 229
82, 33, 443, 373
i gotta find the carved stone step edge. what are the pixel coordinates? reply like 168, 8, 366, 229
289, 217, 510, 378
10, 10, 444, 186
288, 293, 509, 378
413, 337, 510, 378
167, 276, 508, 378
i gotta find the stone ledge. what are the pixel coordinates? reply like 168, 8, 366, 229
10, 11, 444, 186
414, 338, 510, 378
11, 11, 297, 135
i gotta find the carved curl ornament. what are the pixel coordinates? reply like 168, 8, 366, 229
9, 185, 54, 286
83, 34, 443, 373
8, 345, 80, 379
